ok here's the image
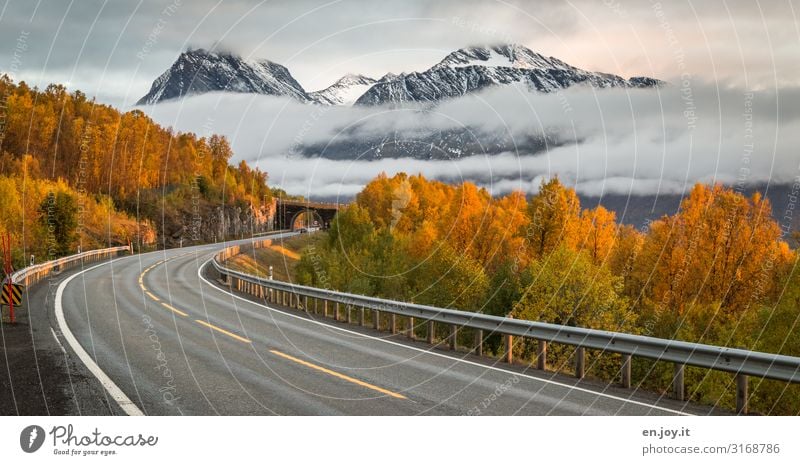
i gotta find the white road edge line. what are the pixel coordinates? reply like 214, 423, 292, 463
49, 327, 67, 354
198, 259, 692, 416
55, 260, 144, 416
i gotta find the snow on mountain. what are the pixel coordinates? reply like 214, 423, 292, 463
308, 74, 377, 105
137, 44, 664, 109
137, 48, 310, 105
354, 44, 664, 106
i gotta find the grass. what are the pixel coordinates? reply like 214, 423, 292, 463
225, 232, 326, 282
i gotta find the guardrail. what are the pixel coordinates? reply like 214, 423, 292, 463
211, 246, 800, 415
10, 245, 131, 287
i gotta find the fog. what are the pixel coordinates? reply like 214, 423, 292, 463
142, 82, 800, 200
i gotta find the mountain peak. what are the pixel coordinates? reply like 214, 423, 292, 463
308, 73, 377, 105
355, 43, 662, 106
435, 43, 572, 71
137, 49, 309, 105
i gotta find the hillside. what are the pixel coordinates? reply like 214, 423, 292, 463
0, 74, 277, 267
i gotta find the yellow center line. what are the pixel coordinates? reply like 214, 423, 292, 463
145, 291, 161, 302
161, 302, 189, 317
196, 319, 252, 344
270, 349, 407, 400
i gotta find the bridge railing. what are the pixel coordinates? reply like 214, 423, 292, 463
10, 245, 131, 287
210, 247, 800, 415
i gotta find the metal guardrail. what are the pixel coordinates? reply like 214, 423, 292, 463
10, 245, 131, 286
211, 247, 800, 415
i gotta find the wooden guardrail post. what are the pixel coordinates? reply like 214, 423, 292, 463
504, 334, 513, 364
673, 364, 685, 401
536, 340, 547, 370
407, 317, 415, 339
449, 325, 457, 350
323, 300, 328, 317
303, 296, 308, 312
736, 373, 748, 415
427, 321, 434, 344
575, 347, 585, 379
335, 302, 341, 321
373, 310, 380, 330
474, 330, 483, 356
621, 354, 632, 388
390, 314, 397, 334
359, 307, 365, 326
346, 305, 352, 324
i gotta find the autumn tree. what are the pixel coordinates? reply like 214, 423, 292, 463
513, 245, 631, 330
632, 184, 794, 321
528, 177, 580, 258
39, 191, 78, 256
574, 205, 618, 265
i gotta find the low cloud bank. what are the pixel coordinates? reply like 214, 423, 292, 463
142, 83, 800, 199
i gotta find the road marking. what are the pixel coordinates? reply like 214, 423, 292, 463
270, 349, 407, 399
161, 302, 189, 317
195, 319, 252, 344
50, 326, 67, 354
51, 240, 287, 418
198, 260, 691, 416
145, 291, 160, 302
55, 260, 145, 416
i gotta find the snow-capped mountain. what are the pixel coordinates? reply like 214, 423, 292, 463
354, 44, 663, 106
137, 48, 310, 105
138, 44, 664, 108
308, 74, 377, 105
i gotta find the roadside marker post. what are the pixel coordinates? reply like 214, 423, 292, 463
1, 233, 16, 324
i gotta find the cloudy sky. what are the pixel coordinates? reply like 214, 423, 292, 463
1, 0, 798, 107
2, 0, 799, 203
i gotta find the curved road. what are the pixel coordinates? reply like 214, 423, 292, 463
52, 235, 716, 416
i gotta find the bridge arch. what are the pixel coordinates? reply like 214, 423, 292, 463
276, 199, 344, 231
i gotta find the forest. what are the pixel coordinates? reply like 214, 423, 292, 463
0, 74, 275, 267
296, 172, 800, 414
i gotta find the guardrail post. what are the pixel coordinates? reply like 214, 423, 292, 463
504, 334, 513, 364
324, 300, 328, 317
673, 364, 685, 401
346, 305, 352, 324
335, 302, 341, 321
575, 347, 585, 379
303, 296, 308, 312
373, 310, 380, 330
427, 321, 434, 344
474, 330, 483, 356
621, 354, 632, 388
359, 307, 365, 326
407, 317, 415, 339
536, 340, 547, 370
736, 373, 748, 415
449, 325, 457, 350
314, 298, 318, 314
390, 314, 397, 334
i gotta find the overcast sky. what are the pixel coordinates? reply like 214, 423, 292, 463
1, 0, 799, 107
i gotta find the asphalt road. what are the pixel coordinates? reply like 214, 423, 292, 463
39, 235, 720, 415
